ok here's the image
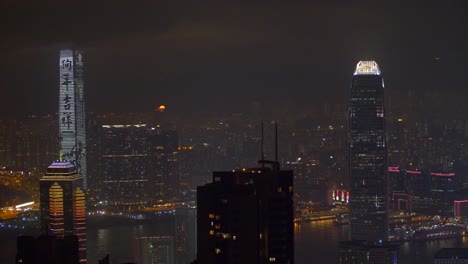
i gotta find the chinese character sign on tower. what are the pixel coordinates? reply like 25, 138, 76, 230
59, 49, 87, 188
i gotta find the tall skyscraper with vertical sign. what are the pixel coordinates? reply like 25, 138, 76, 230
59, 49, 87, 188
349, 61, 388, 242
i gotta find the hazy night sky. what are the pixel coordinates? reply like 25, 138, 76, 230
0, 0, 466, 118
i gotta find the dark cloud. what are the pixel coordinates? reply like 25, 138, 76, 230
0, 0, 466, 117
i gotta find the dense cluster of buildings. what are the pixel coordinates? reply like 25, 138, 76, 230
1, 50, 466, 264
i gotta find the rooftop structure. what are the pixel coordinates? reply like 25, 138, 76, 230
353, 61, 381, 75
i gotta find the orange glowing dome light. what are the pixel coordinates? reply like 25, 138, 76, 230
157, 105, 166, 111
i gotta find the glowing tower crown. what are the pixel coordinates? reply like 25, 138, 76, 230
353, 61, 381, 75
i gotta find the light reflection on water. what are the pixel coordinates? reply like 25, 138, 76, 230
294, 220, 468, 264
87, 219, 175, 263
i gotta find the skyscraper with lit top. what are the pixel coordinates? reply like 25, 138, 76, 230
349, 61, 388, 242
40, 161, 87, 263
59, 49, 87, 189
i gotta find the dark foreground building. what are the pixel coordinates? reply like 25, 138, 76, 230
339, 241, 399, 264
434, 248, 468, 263
196, 161, 294, 264
16, 235, 79, 264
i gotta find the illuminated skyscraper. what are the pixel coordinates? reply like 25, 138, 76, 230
349, 61, 388, 242
40, 161, 86, 263
59, 49, 87, 188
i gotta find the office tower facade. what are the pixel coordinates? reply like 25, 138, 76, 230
197, 161, 294, 264
349, 61, 388, 242
59, 49, 87, 188
134, 236, 175, 264
175, 208, 197, 264
98, 124, 150, 209
148, 128, 179, 201
39, 161, 86, 263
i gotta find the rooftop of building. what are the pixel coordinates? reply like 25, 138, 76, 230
41, 161, 81, 180
353, 61, 381, 76
435, 248, 468, 259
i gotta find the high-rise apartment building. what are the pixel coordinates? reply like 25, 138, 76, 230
196, 161, 294, 264
349, 61, 388, 242
59, 49, 87, 188
39, 161, 86, 263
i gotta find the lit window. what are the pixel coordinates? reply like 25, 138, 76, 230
233, 235, 237, 240
269, 257, 276, 262
209, 214, 214, 219
210, 230, 214, 235
215, 248, 221, 254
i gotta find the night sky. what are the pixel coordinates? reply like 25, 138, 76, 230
0, 0, 466, 118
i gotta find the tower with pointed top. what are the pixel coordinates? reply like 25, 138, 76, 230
349, 61, 388, 242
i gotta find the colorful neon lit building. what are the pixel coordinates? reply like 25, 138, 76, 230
349, 61, 388, 242
40, 161, 86, 263
59, 49, 87, 189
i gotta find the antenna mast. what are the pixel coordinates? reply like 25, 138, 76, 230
261, 121, 264, 168
275, 121, 278, 162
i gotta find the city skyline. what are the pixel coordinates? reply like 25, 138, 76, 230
0, 58, 466, 263
0, 1, 467, 264
0, 1, 466, 118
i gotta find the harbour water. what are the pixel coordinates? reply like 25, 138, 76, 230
1, 217, 467, 263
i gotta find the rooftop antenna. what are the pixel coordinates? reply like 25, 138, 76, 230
275, 121, 278, 163
261, 121, 265, 168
